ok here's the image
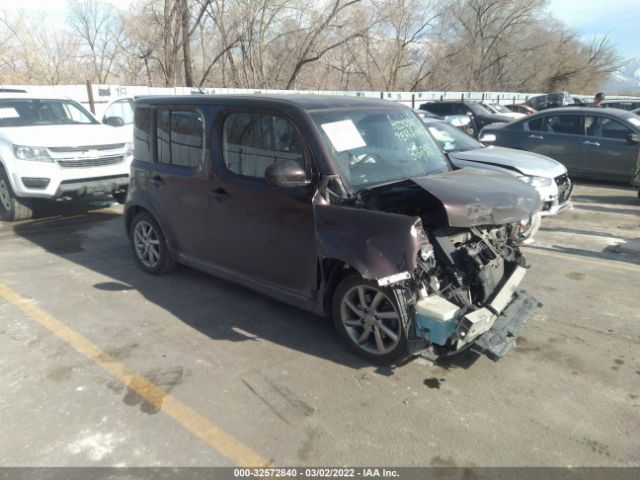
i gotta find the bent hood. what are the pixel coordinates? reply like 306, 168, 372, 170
412, 168, 542, 227
0, 124, 129, 148
449, 146, 567, 178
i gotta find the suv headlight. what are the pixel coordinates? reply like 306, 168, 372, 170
518, 175, 552, 188
124, 142, 133, 157
12, 145, 53, 162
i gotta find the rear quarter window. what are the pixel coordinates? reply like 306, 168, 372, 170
155, 109, 204, 168
134, 107, 151, 162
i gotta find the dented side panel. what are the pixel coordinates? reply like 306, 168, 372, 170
314, 203, 426, 281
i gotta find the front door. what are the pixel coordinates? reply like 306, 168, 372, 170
580, 115, 640, 183
207, 110, 318, 298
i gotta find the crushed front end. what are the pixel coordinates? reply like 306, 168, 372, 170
405, 224, 540, 360
346, 171, 543, 361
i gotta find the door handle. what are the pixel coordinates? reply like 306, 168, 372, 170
151, 175, 165, 187
580, 140, 600, 147
210, 188, 230, 203
528, 134, 544, 140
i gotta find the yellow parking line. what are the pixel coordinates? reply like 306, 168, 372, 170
0, 282, 271, 467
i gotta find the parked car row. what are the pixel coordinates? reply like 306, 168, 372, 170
419, 101, 514, 138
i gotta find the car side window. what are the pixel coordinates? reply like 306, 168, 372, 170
222, 112, 306, 180
526, 116, 544, 131
134, 107, 152, 163
541, 115, 581, 135
104, 100, 134, 124
585, 116, 633, 140
156, 109, 204, 168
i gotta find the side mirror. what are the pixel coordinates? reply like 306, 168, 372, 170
265, 159, 310, 187
104, 116, 125, 127
628, 133, 640, 144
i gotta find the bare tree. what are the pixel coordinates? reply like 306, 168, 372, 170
67, 0, 124, 83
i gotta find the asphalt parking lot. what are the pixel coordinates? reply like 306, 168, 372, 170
0, 182, 638, 467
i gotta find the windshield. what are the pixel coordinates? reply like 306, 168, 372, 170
468, 103, 491, 115
490, 104, 511, 114
425, 121, 483, 152
0, 99, 97, 127
311, 108, 450, 191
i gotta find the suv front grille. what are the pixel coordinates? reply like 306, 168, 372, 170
555, 173, 572, 203
56, 155, 124, 168
48, 144, 125, 153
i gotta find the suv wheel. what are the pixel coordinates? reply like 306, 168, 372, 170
130, 212, 176, 274
332, 274, 409, 364
0, 168, 33, 221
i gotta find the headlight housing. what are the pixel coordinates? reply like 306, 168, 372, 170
518, 175, 552, 188
12, 145, 53, 162
124, 142, 133, 157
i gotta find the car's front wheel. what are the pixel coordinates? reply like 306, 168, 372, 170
0, 167, 33, 221
332, 274, 409, 364
130, 211, 176, 274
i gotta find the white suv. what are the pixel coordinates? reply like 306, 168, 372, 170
0, 94, 133, 221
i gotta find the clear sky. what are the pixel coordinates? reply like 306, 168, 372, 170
547, 0, 639, 59
4, 0, 639, 60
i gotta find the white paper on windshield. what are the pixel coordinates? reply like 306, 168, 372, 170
321, 120, 366, 152
0, 108, 19, 119
628, 117, 640, 127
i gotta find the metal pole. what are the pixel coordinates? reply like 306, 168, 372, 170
86, 80, 95, 114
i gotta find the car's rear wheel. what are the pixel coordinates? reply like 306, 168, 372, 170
0, 167, 33, 221
332, 274, 409, 364
130, 211, 176, 274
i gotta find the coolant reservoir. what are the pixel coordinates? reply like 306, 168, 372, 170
415, 296, 460, 346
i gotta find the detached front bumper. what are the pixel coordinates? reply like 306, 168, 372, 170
469, 291, 540, 359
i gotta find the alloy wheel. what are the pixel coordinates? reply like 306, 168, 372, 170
339, 285, 401, 355
133, 220, 161, 268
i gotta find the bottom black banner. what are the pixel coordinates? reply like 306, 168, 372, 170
0, 468, 638, 480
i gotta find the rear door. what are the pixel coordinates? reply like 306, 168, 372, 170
146, 106, 210, 257
522, 113, 583, 175
580, 115, 639, 183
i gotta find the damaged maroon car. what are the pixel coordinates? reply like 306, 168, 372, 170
125, 95, 542, 365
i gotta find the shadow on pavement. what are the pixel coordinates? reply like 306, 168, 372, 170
11, 209, 397, 372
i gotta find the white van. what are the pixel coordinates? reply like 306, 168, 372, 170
0, 93, 133, 220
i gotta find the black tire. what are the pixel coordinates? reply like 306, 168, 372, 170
0, 167, 33, 221
332, 273, 410, 365
112, 191, 127, 204
129, 211, 177, 274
